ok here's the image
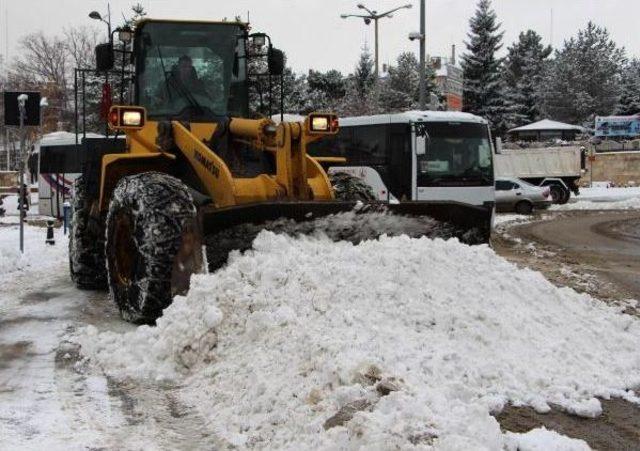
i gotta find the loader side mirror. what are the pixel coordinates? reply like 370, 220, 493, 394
95, 43, 114, 72
268, 48, 285, 76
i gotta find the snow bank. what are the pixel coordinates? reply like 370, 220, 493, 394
504, 427, 590, 451
551, 196, 640, 211
552, 187, 640, 210
0, 223, 68, 278
79, 232, 640, 449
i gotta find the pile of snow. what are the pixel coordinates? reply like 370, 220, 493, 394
79, 232, 640, 449
0, 222, 68, 278
504, 427, 590, 451
552, 186, 640, 210
551, 196, 640, 211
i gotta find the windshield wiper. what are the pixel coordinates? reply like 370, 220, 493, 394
167, 75, 205, 114
156, 45, 172, 102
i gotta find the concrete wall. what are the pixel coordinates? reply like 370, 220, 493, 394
0, 171, 18, 187
589, 151, 640, 185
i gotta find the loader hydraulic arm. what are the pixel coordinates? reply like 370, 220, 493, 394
169, 115, 337, 207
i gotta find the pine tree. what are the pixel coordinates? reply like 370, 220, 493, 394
461, 0, 510, 136
539, 22, 625, 125
339, 46, 380, 116
616, 59, 640, 115
379, 52, 440, 112
305, 69, 347, 112
503, 30, 552, 125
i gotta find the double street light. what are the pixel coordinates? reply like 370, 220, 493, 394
340, 3, 413, 78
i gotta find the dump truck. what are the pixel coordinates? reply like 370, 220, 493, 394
494, 143, 585, 204
69, 18, 493, 324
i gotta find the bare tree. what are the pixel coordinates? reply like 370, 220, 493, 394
64, 26, 100, 69
9, 32, 70, 127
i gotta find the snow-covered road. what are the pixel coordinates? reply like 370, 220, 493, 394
2, 216, 639, 450
0, 224, 221, 450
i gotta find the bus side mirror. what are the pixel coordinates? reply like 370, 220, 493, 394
416, 134, 428, 156
268, 48, 285, 76
95, 43, 114, 72
495, 137, 503, 154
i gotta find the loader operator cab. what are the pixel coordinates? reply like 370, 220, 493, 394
135, 20, 249, 121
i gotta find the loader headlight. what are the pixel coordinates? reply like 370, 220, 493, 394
311, 116, 329, 131
108, 106, 146, 130
307, 113, 339, 135
122, 110, 142, 126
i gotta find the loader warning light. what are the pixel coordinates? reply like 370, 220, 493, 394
308, 113, 339, 135
108, 106, 146, 130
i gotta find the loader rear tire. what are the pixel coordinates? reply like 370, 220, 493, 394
69, 176, 107, 290
330, 172, 376, 202
106, 172, 202, 324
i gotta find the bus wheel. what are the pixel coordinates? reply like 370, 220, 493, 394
330, 172, 376, 202
69, 176, 107, 290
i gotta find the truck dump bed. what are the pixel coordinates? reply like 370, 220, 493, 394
494, 147, 582, 179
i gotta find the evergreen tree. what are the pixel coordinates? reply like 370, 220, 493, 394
616, 59, 640, 115
461, 0, 510, 136
340, 46, 380, 116
305, 69, 347, 112
503, 30, 552, 125
379, 52, 440, 112
539, 22, 625, 125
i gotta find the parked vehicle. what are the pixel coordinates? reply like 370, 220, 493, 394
306, 111, 495, 209
494, 143, 584, 204
495, 177, 552, 214
37, 131, 105, 218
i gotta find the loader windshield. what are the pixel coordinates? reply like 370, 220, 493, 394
136, 21, 248, 120
417, 122, 493, 187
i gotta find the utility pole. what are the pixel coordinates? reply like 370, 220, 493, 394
17, 93, 27, 253
419, 0, 426, 110
341, 3, 413, 78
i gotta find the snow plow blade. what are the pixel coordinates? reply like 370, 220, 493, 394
201, 201, 493, 271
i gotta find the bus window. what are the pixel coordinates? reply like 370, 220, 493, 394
39, 144, 82, 173
307, 127, 353, 159
417, 122, 493, 187
351, 125, 388, 165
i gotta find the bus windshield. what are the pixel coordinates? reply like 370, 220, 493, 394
417, 122, 493, 187
136, 22, 248, 120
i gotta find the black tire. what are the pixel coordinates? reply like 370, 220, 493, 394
515, 200, 533, 215
548, 184, 569, 204
330, 172, 376, 202
69, 176, 107, 290
106, 172, 202, 324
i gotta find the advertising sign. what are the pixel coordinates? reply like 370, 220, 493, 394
594, 114, 640, 138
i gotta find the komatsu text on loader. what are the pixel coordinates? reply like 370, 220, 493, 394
69, 19, 493, 324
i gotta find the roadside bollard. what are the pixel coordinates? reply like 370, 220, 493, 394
63, 201, 71, 235
46, 220, 55, 245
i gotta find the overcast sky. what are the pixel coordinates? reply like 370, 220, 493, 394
0, 0, 638, 74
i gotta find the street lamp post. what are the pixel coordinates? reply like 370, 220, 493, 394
341, 3, 413, 78
89, 6, 112, 38
408, 0, 426, 110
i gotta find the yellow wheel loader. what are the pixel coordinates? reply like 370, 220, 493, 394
69, 19, 492, 324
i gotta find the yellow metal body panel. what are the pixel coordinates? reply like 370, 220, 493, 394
99, 110, 336, 212
99, 152, 176, 210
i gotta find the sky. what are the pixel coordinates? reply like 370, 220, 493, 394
0, 0, 638, 75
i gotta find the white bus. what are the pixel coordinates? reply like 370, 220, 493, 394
37, 132, 104, 218
307, 111, 495, 208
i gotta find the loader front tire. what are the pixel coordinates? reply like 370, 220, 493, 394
69, 176, 107, 290
330, 172, 376, 202
106, 172, 202, 324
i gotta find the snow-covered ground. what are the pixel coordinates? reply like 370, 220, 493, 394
79, 229, 640, 450
552, 186, 640, 211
